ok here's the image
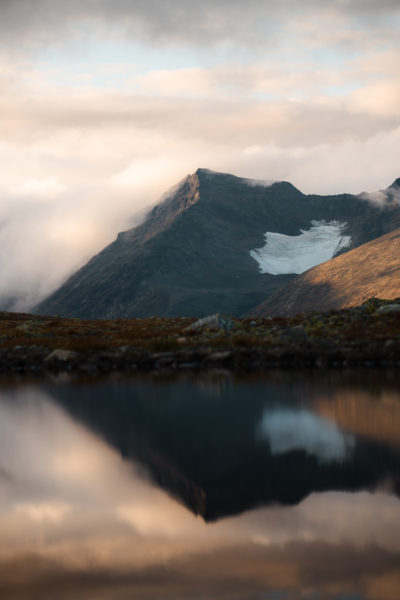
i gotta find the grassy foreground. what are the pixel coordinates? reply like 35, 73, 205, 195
1, 298, 400, 374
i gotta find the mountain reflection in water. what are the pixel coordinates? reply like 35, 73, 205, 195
0, 371, 399, 599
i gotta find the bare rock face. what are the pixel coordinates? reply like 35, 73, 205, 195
249, 228, 400, 317
35, 170, 400, 319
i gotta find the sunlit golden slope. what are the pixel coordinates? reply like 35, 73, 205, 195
250, 228, 400, 316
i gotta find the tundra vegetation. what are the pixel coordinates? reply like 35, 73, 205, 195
1, 298, 400, 374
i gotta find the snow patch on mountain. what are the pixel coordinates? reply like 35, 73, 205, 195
250, 220, 351, 275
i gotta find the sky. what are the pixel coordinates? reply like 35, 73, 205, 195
1, 0, 400, 309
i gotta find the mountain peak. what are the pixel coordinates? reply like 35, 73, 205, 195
193, 168, 302, 194
388, 177, 400, 189
195, 167, 217, 176
194, 167, 241, 181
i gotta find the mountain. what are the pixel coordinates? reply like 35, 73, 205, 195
35, 169, 400, 318
249, 226, 400, 317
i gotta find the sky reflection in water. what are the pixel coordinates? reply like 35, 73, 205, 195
0, 372, 399, 599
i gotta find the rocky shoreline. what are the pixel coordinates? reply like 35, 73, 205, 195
2, 342, 399, 376
1, 298, 400, 375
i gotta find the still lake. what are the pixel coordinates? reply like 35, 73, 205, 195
1, 370, 400, 599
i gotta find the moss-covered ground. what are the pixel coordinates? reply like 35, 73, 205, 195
1, 297, 400, 374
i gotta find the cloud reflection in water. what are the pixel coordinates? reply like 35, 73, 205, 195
0, 383, 399, 599
258, 408, 355, 463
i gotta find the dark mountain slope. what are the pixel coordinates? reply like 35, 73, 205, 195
35, 169, 400, 318
250, 227, 400, 317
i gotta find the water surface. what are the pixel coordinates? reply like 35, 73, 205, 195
1, 371, 400, 599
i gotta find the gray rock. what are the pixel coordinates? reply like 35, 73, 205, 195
178, 362, 198, 370
208, 351, 232, 361
384, 339, 396, 349
185, 314, 234, 332
16, 321, 44, 332
16, 322, 32, 332
376, 304, 400, 314
45, 349, 77, 362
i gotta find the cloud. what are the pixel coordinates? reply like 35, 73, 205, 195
0, 0, 399, 51
0, 184, 150, 311
360, 190, 390, 206
15, 501, 71, 523
351, 79, 400, 118
10, 177, 67, 199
